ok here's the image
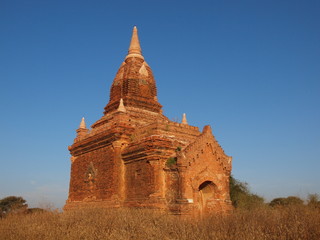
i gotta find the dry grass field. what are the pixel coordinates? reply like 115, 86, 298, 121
0, 205, 319, 240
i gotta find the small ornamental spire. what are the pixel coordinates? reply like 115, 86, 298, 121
117, 98, 126, 112
182, 113, 188, 125
76, 117, 88, 140
126, 26, 144, 60
79, 117, 87, 129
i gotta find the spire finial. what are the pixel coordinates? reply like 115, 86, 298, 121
117, 98, 126, 112
182, 113, 188, 125
79, 117, 87, 129
126, 26, 144, 60
75, 117, 88, 140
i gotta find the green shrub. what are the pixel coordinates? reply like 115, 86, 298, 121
270, 196, 304, 207
229, 176, 265, 210
166, 157, 177, 167
0, 196, 28, 217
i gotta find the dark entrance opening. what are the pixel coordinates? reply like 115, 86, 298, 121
198, 181, 215, 213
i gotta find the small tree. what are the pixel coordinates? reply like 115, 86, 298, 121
0, 196, 28, 217
269, 197, 287, 207
229, 175, 265, 210
307, 193, 320, 209
270, 196, 304, 207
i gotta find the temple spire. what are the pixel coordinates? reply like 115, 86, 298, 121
79, 117, 87, 129
126, 26, 144, 60
182, 113, 188, 125
103, 27, 162, 115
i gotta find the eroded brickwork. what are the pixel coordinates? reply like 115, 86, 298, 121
65, 27, 233, 216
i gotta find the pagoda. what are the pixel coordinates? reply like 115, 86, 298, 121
65, 27, 232, 215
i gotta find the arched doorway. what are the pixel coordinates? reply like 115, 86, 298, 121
198, 181, 215, 213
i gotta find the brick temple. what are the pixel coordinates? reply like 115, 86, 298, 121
65, 27, 233, 215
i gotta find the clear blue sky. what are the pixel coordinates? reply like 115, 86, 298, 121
1, 0, 319, 208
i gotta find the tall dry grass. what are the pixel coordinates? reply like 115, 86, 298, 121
0, 205, 319, 240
